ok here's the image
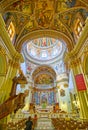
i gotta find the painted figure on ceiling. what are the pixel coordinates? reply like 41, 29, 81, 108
36, 1, 54, 28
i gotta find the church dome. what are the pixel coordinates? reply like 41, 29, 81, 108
23, 37, 65, 64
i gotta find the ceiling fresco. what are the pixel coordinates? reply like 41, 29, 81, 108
32, 65, 56, 80
0, 0, 88, 51
30, 38, 57, 48
24, 38, 64, 62
34, 74, 54, 85
0, 0, 88, 89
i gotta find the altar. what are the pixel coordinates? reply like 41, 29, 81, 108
35, 105, 53, 113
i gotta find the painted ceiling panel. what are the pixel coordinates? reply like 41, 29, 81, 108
0, 0, 88, 51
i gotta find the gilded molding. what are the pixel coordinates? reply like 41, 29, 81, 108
16, 29, 73, 52
0, 45, 6, 55
0, 14, 24, 64
69, 58, 81, 68
82, 43, 88, 74
65, 18, 88, 62
0, 14, 5, 27
8, 59, 19, 68
79, 0, 88, 7
83, 39, 88, 54
0, 45, 7, 75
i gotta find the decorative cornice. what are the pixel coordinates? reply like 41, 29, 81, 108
56, 78, 69, 83
33, 87, 55, 92
16, 29, 73, 52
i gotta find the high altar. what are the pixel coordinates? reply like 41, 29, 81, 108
32, 88, 56, 106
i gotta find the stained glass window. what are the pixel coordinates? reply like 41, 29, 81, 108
41, 50, 48, 58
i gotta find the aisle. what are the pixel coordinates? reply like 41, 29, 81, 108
34, 117, 55, 130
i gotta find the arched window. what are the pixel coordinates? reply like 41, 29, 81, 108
7, 21, 15, 42
74, 18, 84, 39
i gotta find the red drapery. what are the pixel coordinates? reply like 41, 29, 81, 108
75, 74, 86, 91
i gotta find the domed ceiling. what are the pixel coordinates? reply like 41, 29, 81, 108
22, 37, 65, 63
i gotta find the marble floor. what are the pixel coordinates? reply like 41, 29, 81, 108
34, 117, 55, 130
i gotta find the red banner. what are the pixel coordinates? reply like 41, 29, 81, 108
75, 74, 86, 91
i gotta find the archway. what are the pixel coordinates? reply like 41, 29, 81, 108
32, 65, 57, 110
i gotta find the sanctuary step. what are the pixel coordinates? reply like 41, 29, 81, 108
34, 117, 55, 130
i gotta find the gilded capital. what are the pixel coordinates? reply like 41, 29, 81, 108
70, 58, 81, 68
8, 59, 19, 68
